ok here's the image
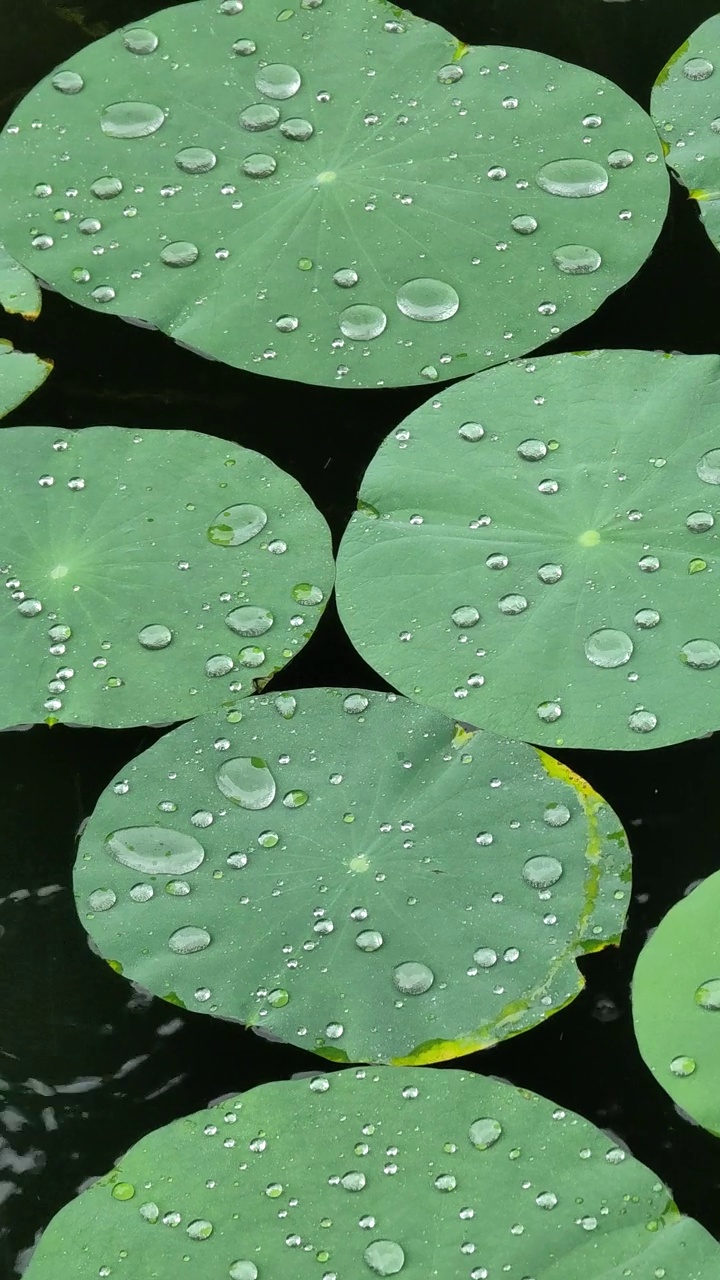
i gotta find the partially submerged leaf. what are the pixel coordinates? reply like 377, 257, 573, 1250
74, 688, 629, 1064
0, 338, 51, 417
0, 2, 668, 388
633, 870, 720, 1137
0, 427, 332, 728
652, 18, 720, 254
336, 349, 720, 750
22, 1066, 720, 1280
0, 246, 42, 318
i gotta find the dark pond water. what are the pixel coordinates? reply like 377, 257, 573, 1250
2, 0, 720, 1273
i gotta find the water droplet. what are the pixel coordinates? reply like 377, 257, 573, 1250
584, 628, 633, 668
434, 1174, 457, 1191
161, 241, 199, 267
91, 286, 116, 303
451, 606, 480, 627
137, 623, 172, 650
90, 176, 123, 199
669, 1055, 696, 1076
106, 827, 205, 875
186, 1218, 213, 1240
537, 701, 562, 722
392, 961, 434, 995
364, 1240, 405, 1275
638, 554, 660, 572
111, 1182, 135, 1200
680, 639, 720, 670
283, 789, 308, 808
552, 244, 602, 274
17, 598, 42, 617
100, 101, 165, 138
522, 855, 563, 888
628, 709, 657, 733
684, 57, 714, 80
687, 511, 714, 533
517, 438, 547, 460
325, 1021, 344, 1039
175, 146, 217, 174
208, 503, 267, 546
240, 103, 281, 131
697, 449, 720, 485
52, 70, 84, 94
511, 215, 538, 234
536, 159, 609, 197
545, 805, 571, 831
437, 64, 463, 84
468, 1117, 502, 1150
281, 117, 314, 141
486, 554, 508, 570
498, 594, 528, 615
694, 977, 720, 1011
225, 605, 274, 636
267, 987, 289, 1007
205, 654, 234, 677
473, 947, 497, 968
608, 149, 634, 168
291, 583, 324, 606
275, 694, 297, 719
233, 40, 257, 56
139, 1202, 160, 1222
255, 63, 301, 99
536, 1191, 558, 1209
242, 153, 277, 178
169, 925, 211, 954
275, 315, 299, 333
339, 304, 387, 341
689, 558, 707, 574
537, 563, 563, 584
341, 1171, 366, 1191
458, 422, 484, 442
129, 882, 154, 902
88, 888, 117, 912
229, 1262, 258, 1280
538, 478, 559, 494
356, 929, 384, 952
334, 268, 359, 288
343, 693, 369, 714
216, 757, 276, 808
123, 27, 159, 54
396, 278, 459, 322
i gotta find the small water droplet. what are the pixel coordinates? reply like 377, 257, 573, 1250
208, 503, 267, 546
100, 101, 165, 138
88, 888, 117, 912
356, 929, 384, 952
283, 789, 308, 808
536, 159, 609, 197
473, 947, 497, 967
392, 961, 434, 995
255, 63, 302, 99
363, 1240, 405, 1275
522, 855, 563, 888
687, 511, 714, 533
111, 1182, 135, 1201
552, 244, 602, 274
333, 267, 358, 288
168, 925, 211, 954
396, 278, 459, 322
498, 594, 528, 615
511, 214, 538, 234
683, 57, 714, 80
137, 623, 173, 650
123, 27, 160, 54
468, 1117, 502, 1149
175, 146, 217, 174
205, 654, 234, 677
229, 1263, 259, 1280
628, 709, 657, 733
584, 628, 633, 668
537, 701, 562, 722
242, 153, 277, 178
343, 693, 369, 714
697, 449, 720, 485
281, 117, 314, 141
517, 438, 547, 461
161, 241, 200, 267
669, 1055, 696, 1076
52, 70, 84, 94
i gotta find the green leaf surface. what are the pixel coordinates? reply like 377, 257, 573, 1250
0, 426, 332, 728
633, 869, 720, 1138
0, 338, 51, 417
22, 1065, 720, 1280
74, 687, 629, 1064
0, 2, 669, 389
651, 18, 720, 253
336, 348, 720, 751
0, 246, 42, 318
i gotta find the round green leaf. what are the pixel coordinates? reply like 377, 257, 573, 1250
0, 3, 668, 389
74, 687, 629, 1065
652, 18, 720, 254
21, 1065, 720, 1280
336, 349, 720, 750
633, 869, 720, 1137
0, 245, 42, 318
0, 337, 51, 417
0, 426, 331, 728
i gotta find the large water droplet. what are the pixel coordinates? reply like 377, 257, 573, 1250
122, 27, 160, 54
138, 623, 173, 650
168, 925, 211, 954
186, 1218, 213, 1240
468, 1117, 502, 1149
511, 214, 538, 235
52, 70, 84, 94
208, 503, 267, 546
584, 628, 633, 668
106, 827, 205, 875
697, 449, 720, 485
396, 278, 459, 322
451, 605, 480, 627
364, 1240, 405, 1275
225, 605, 274, 636
680, 639, 720, 670
695, 977, 720, 1009
683, 57, 714, 80
522, 855, 563, 888
498, 594, 528, 615
669, 1055, 696, 1076
229, 1263, 259, 1280
341, 1171, 366, 1191
552, 244, 602, 274
536, 159, 609, 197
175, 146, 217, 174
517, 438, 547, 461
687, 511, 714, 532
537, 700, 562, 723
392, 961, 434, 994
161, 241, 199, 267
216, 757, 276, 808
100, 101, 165, 138
240, 103, 281, 131
255, 63, 302, 99
339, 304, 387, 341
